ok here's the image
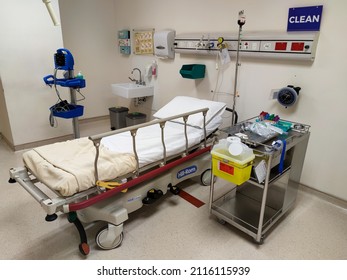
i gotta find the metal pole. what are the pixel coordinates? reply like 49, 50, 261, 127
231, 26, 241, 126
231, 10, 246, 127
68, 69, 80, 139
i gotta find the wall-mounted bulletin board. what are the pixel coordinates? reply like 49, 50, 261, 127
133, 29, 154, 55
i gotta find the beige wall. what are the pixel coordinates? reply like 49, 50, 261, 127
0, 77, 13, 144
0, 0, 68, 146
60, 0, 347, 201
1, 0, 346, 201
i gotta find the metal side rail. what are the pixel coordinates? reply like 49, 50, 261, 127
89, 107, 209, 181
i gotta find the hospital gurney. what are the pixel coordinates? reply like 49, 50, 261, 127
9, 96, 226, 255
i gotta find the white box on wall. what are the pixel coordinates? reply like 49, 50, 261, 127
154, 30, 176, 59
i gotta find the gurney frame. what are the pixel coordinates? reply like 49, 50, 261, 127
9, 108, 217, 255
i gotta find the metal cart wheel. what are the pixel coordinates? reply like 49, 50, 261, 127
95, 225, 124, 250
200, 169, 212, 186
253, 237, 264, 245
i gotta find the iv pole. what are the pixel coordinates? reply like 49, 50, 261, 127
231, 10, 246, 126
67, 69, 80, 139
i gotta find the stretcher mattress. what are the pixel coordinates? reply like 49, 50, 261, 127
22, 118, 221, 197
23, 96, 226, 197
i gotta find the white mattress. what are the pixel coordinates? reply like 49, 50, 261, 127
23, 117, 221, 197
101, 118, 221, 167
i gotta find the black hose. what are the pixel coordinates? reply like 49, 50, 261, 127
226, 107, 238, 125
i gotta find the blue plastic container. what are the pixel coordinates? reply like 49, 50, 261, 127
50, 104, 84, 119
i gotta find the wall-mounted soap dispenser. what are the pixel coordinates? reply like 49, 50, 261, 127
153, 30, 175, 59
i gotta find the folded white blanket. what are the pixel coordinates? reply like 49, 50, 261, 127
23, 137, 136, 196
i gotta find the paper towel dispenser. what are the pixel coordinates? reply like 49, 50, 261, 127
154, 30, 175, 59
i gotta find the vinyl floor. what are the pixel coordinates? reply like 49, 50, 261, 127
1, 119, 346, 260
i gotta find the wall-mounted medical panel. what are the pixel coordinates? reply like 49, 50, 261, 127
118, 30, 131, 55
174, 32, 319, 61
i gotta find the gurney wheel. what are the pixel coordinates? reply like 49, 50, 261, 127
169, 184, 180, 195
200, 169, 212, 186
95, 225, 123, 250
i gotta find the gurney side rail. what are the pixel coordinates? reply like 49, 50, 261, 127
88, 108, 208, 142
89, 108, 208, 182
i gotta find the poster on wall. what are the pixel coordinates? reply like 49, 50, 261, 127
287, 5, 323, 31
133, 29, 154, 55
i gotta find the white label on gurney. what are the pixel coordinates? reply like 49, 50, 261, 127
177, 165, 197, 179
127, 195, 142, 203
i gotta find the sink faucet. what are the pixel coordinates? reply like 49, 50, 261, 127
131, 68, 144, 85
128, 77, 136, 82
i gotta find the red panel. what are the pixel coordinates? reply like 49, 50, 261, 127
275, 42, 287, 51
219, 162, 234, 175
291, 42, 305, 51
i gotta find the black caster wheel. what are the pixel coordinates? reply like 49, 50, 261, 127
169, 185, 180, 195
45, 214, 58, 222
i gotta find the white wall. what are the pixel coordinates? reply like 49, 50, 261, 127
59, 0, 347, 201
2, 0, 346, 201
0, 76, 13, 143
58, 0, 133, 118
0, 0, 69, 146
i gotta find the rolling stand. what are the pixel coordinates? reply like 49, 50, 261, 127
209, 117, 310, 243
43, 48, 86, 138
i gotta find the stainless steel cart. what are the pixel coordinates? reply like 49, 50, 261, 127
208, 117, 310, 244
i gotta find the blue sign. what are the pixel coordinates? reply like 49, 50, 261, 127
177, 165, 197, 179
287, 5, 323, 31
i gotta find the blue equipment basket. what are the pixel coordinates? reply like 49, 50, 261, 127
50, 103, 84, 119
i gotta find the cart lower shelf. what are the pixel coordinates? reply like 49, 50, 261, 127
211, 177, 295, 242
